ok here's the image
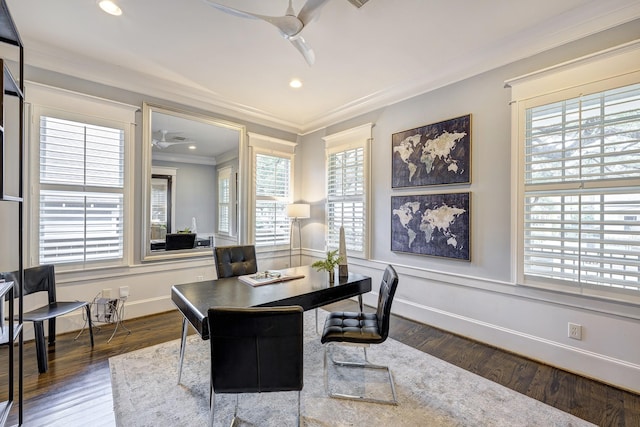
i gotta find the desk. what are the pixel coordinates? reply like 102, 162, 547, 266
171, 265, 372, 340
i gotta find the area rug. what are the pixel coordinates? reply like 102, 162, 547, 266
110, 310, 593, 427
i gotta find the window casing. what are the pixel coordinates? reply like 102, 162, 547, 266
254, 152, 292, 247
28, 84, 135, 269
248, 133, 297, 249
509, 42, 640, 302
323, 124, 372, 259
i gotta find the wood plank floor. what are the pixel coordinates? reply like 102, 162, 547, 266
0, 301, 638, 426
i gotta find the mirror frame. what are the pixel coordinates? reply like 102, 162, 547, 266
141, 102, 247, 261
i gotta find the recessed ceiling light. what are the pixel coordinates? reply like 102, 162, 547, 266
98, 0, 123, 16
289, 79, 302, 89
188, 145, 196, 150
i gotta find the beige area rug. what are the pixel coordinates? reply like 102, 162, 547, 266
109, 310, 594, 427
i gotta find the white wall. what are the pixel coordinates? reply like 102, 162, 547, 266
297, 23, 640, 393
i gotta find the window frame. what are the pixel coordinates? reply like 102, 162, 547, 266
247, 133, 297, 250
322, 123, 372, 259
217, 165, 233, 236
27, 84, 136, 270
508, 41, 640, 303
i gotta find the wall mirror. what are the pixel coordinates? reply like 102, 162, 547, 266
142, 103, 246, 261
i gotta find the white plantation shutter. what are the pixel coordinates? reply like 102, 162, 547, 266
38, 115, 126, 265
508, 42, 640, 299
327, 147, 365, 251
523, 84, 640, 292
254, 153, 291, 247
218, 167, 231, 234
323, 124, 372, 258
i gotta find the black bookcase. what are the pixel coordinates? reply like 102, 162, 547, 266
0, 0, 24, 425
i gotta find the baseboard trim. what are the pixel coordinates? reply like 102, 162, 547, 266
384, 294, 640, 394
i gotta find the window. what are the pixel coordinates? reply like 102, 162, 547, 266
217, 166, 232, 234
254, 153, 291, 246
38, 116, 125, 264
29, 84, 135, 268
508, 42, 640, 300
323, 124, 372, 258
248, 133, 297, 248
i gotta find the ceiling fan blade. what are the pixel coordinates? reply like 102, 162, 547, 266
290, 36, 315, 65
203, 0, 303, 36
297, 0, 331, 26
202, 0, 263, 21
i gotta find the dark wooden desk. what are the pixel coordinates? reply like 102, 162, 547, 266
171, 265, 372, 339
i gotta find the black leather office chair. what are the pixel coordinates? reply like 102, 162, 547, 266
213, 245, 258, 278
177, 244, 258, 383
208, 306, 304, 427
17, 265, 94, 373
321, 264, 399, 405
165, 233, 196, 250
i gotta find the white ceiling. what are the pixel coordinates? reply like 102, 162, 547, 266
6, 0, 640, 134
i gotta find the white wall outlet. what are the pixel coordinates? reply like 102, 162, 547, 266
197, 275, 204, 281
102, 288, 112, 298
568, 322, 582, 340
119, 286, 129, 298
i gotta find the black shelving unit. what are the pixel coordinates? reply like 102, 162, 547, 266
0, 0, 24, 425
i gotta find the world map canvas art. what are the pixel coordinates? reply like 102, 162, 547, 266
391, 192, 470, 260
392, 115, 471, 188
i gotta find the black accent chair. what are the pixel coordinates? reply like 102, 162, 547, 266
320, 264, 399, 405
213, 245, 258, 278
18, 265, 94, 373
208, 306, 304, 427
165, 233, 196, 250
177, 244, 258, 383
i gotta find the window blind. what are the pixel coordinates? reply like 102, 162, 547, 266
218, 169, 231, 234
254, 153, 291, 247
39, 116, 125, 264
327, 147, 365, 252
523, 83, 640, 292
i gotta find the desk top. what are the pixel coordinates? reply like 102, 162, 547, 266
171, 265, 371, 339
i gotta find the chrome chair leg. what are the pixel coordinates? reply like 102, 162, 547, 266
209, 385, 215, 427
178, 317, 188, 384
324, 343, 398, 405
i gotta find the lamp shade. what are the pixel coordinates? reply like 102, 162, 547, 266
286, 203, 310, 219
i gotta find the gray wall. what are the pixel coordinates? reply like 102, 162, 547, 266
154, 160, 216, 235
297, 20, 640, 392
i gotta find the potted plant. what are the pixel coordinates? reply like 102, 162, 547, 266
311, 249, 343, 283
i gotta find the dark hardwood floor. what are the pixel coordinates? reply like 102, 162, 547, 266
1, 301, 638, 426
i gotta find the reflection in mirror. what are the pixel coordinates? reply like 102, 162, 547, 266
142, 103, 245, 261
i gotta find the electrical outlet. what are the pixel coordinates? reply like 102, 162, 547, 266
119, 286, 129, 298
568, 322, 582, 340
197, 275, 204, 281
102, 288, 112, 298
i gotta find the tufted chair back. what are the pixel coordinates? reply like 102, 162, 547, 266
213, 245, 258, 278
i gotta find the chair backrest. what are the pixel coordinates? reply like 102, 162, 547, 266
165, 233, 196, 250
208, 306, 304, 393
375, 265, 399, 342
213, 245, 258, 278
23, 265, 57, 302
0, 266, 57, 301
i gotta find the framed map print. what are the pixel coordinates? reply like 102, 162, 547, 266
391, 192, 470, 261
392, 114, 471, 188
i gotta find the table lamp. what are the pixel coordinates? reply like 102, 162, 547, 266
287, 203, 310, 266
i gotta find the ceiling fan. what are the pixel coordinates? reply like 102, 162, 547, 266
203, 0, 331, 65
152, 130, 194, 149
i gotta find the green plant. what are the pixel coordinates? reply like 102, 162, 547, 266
177, 227, 191, 234
311, 249, 343, 272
